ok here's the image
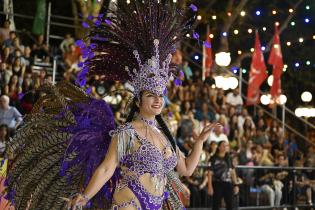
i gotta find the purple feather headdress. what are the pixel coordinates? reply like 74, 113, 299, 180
77, 0, 196, 97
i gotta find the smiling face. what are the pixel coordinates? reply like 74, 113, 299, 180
139, 90, 164, 117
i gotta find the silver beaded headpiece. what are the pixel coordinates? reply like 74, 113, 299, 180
125, 39, 172, 98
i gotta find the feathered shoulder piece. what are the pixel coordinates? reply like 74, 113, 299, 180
109, 123, 133, 137
3, 81, 118, 210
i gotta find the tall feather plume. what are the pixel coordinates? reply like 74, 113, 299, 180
79, 0, 195, 82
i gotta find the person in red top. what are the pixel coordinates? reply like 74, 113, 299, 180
64, 44, 81, 69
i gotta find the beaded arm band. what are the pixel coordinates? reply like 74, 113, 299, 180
78, 193, 90, 202
70, 193, 89, 203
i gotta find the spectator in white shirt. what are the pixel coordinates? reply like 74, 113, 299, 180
226, 88, 243, 107
0, 95, 23, 132
207, 124, 229, 145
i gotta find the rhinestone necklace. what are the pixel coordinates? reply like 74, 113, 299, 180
138, 115, 158, 128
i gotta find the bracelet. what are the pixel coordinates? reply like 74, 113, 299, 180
78, 193, 90, 202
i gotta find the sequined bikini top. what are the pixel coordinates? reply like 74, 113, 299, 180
109, 122, 177, 176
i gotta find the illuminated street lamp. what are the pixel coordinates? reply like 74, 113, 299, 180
214, 76, 238, 90
215, 52, 231, 67
301, 91, 312, 102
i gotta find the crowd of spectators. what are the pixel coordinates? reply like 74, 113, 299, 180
103, 46, 315, 210
0, 19, 315, 209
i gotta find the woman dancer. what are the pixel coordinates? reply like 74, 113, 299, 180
4, 0, 217, 209
68, 0, 219, 208
68, 88, 218, 210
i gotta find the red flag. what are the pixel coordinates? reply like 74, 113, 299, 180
268, 24, 284, 102
202, 26, 213, 80
247, 31, 267, 105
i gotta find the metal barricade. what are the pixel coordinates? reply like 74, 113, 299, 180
186, 165, 315, 210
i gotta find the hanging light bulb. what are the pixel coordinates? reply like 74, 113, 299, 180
261, 94, 271, 105
301, 91, 312, 102
215, 52, 231, 66
279, 94, 287, 105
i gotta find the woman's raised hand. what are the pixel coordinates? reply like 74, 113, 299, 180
193, 123, 221, 143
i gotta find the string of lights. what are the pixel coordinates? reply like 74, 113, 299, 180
191, 3, 314, 71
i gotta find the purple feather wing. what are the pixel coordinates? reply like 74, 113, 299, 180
2, 82, 118, 209
60, 99, 119, 208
